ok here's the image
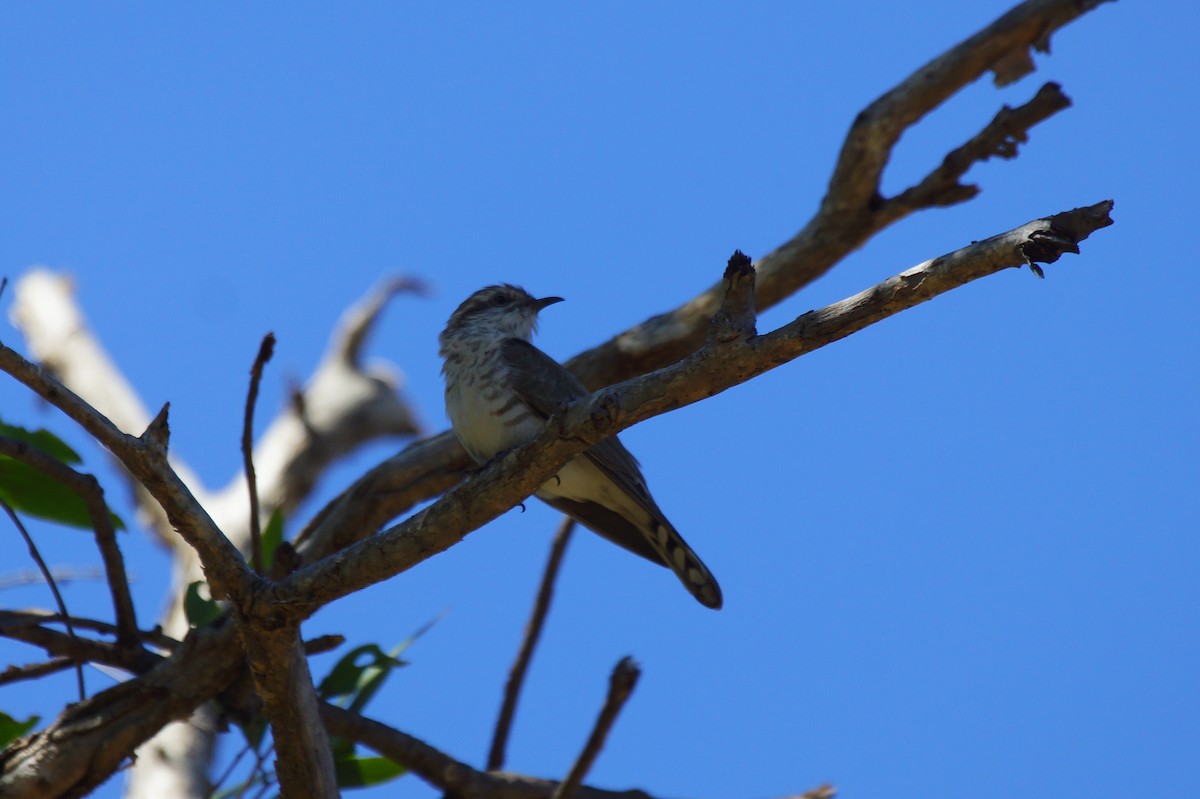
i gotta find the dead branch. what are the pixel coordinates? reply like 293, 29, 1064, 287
489, 517, 576, 771
0, 610, 177, 651
0, 619, 244, 798
242, 333, 276, 574
566, 0, 1114, 389
287, 0, 1111, 571
322, 703, 831, 799
552, 657, 641, 799
272, 201, 1113, 617
0, 617, 164, 676
1, 277, 424, 799
0, 2, 1116, 795
322, 703, 655, 799
0, 657, 76, 686
0, 353, 254, 604
0, 197, 1113, 799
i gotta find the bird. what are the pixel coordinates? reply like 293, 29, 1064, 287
438, 284, 723, 609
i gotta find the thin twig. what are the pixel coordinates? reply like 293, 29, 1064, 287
0, 435, 139, 645
213, 733, 274, 799
0, 656, 76, 685
0, 566, 105, 590
0, 609, 177, 650
489, 517, 576, 770
210, 738, 254, 796
0, 615, 165, 674
243, 332, 276, 573
241, 742, 277, 799
0, 498, 85, 700
323, 702, 665, 799
551, 657, 641, 799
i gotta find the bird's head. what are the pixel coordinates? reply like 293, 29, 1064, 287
439, 284, 564, 351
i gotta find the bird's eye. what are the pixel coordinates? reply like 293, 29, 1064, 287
491, 294, 510, 307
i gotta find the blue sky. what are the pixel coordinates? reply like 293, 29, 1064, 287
1, 2, 1197, 798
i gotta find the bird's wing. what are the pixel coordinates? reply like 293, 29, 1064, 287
500, 338, 724, 609
499, 338, 665, 556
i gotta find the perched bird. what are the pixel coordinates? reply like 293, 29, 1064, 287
439, 284, 722, 609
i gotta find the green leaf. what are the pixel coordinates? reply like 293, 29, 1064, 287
334, 754, 406, 789
260, 508, 284, 570
0, 422, 81, 464
0, 420, 126, 531
184, 581, 223, 628
317, 614, 442, 717
0, 458, 95, 529
317, 644, 407, 705
0, 711, 40, 748
347, 641, 411, 715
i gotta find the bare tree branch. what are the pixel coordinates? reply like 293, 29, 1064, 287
0, 435, 139, 647
324, 703, 829, 799
286, 0, 1113, 575
567, 0, 1110, 390
9, 270, 212, 544
3, 276, 425, 799
1, 498, 85, 700
239, 623, 338, 799
242, 333, 276, 574
708, 251, 758, 346
0, 657, 76, 686
0, 619, 244, 798
334, 275, 429, 369
489, 517, 576, 771
0, 195, 1112, 799
290, 1, 1112, 563
322, 703, 652, 799
292, 430, 469, 558
552, 657, 641, 799
0, 349, 254, 604
0, 2, 1117, 794
0, 610, 177, 652
0, 616, 164, 676
0, 567, 104, 591
886, 81, 1071, 212
271, 201, 1113, 617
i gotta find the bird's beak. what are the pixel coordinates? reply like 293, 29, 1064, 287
533, 295, 564, 312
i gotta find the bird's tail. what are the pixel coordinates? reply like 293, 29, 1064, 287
649, 520, 723, 610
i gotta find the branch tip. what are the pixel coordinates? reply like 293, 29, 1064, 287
336, 276, 428, 366
891, 81, 1073, 214
724, 249, 754, 280
551, 655, 641, 799
255, 331, 277, 369
141, 402, 171, 453
710, 250, 758, 344
1020, 200, 1114, 277
244, 332, 276, 574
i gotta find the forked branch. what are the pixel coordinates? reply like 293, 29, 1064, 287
272, 201, 1113, 616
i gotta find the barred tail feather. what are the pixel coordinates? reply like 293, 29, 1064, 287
651, 520, 723, 610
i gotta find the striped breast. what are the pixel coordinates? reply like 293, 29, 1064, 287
444, 352, 543, 464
